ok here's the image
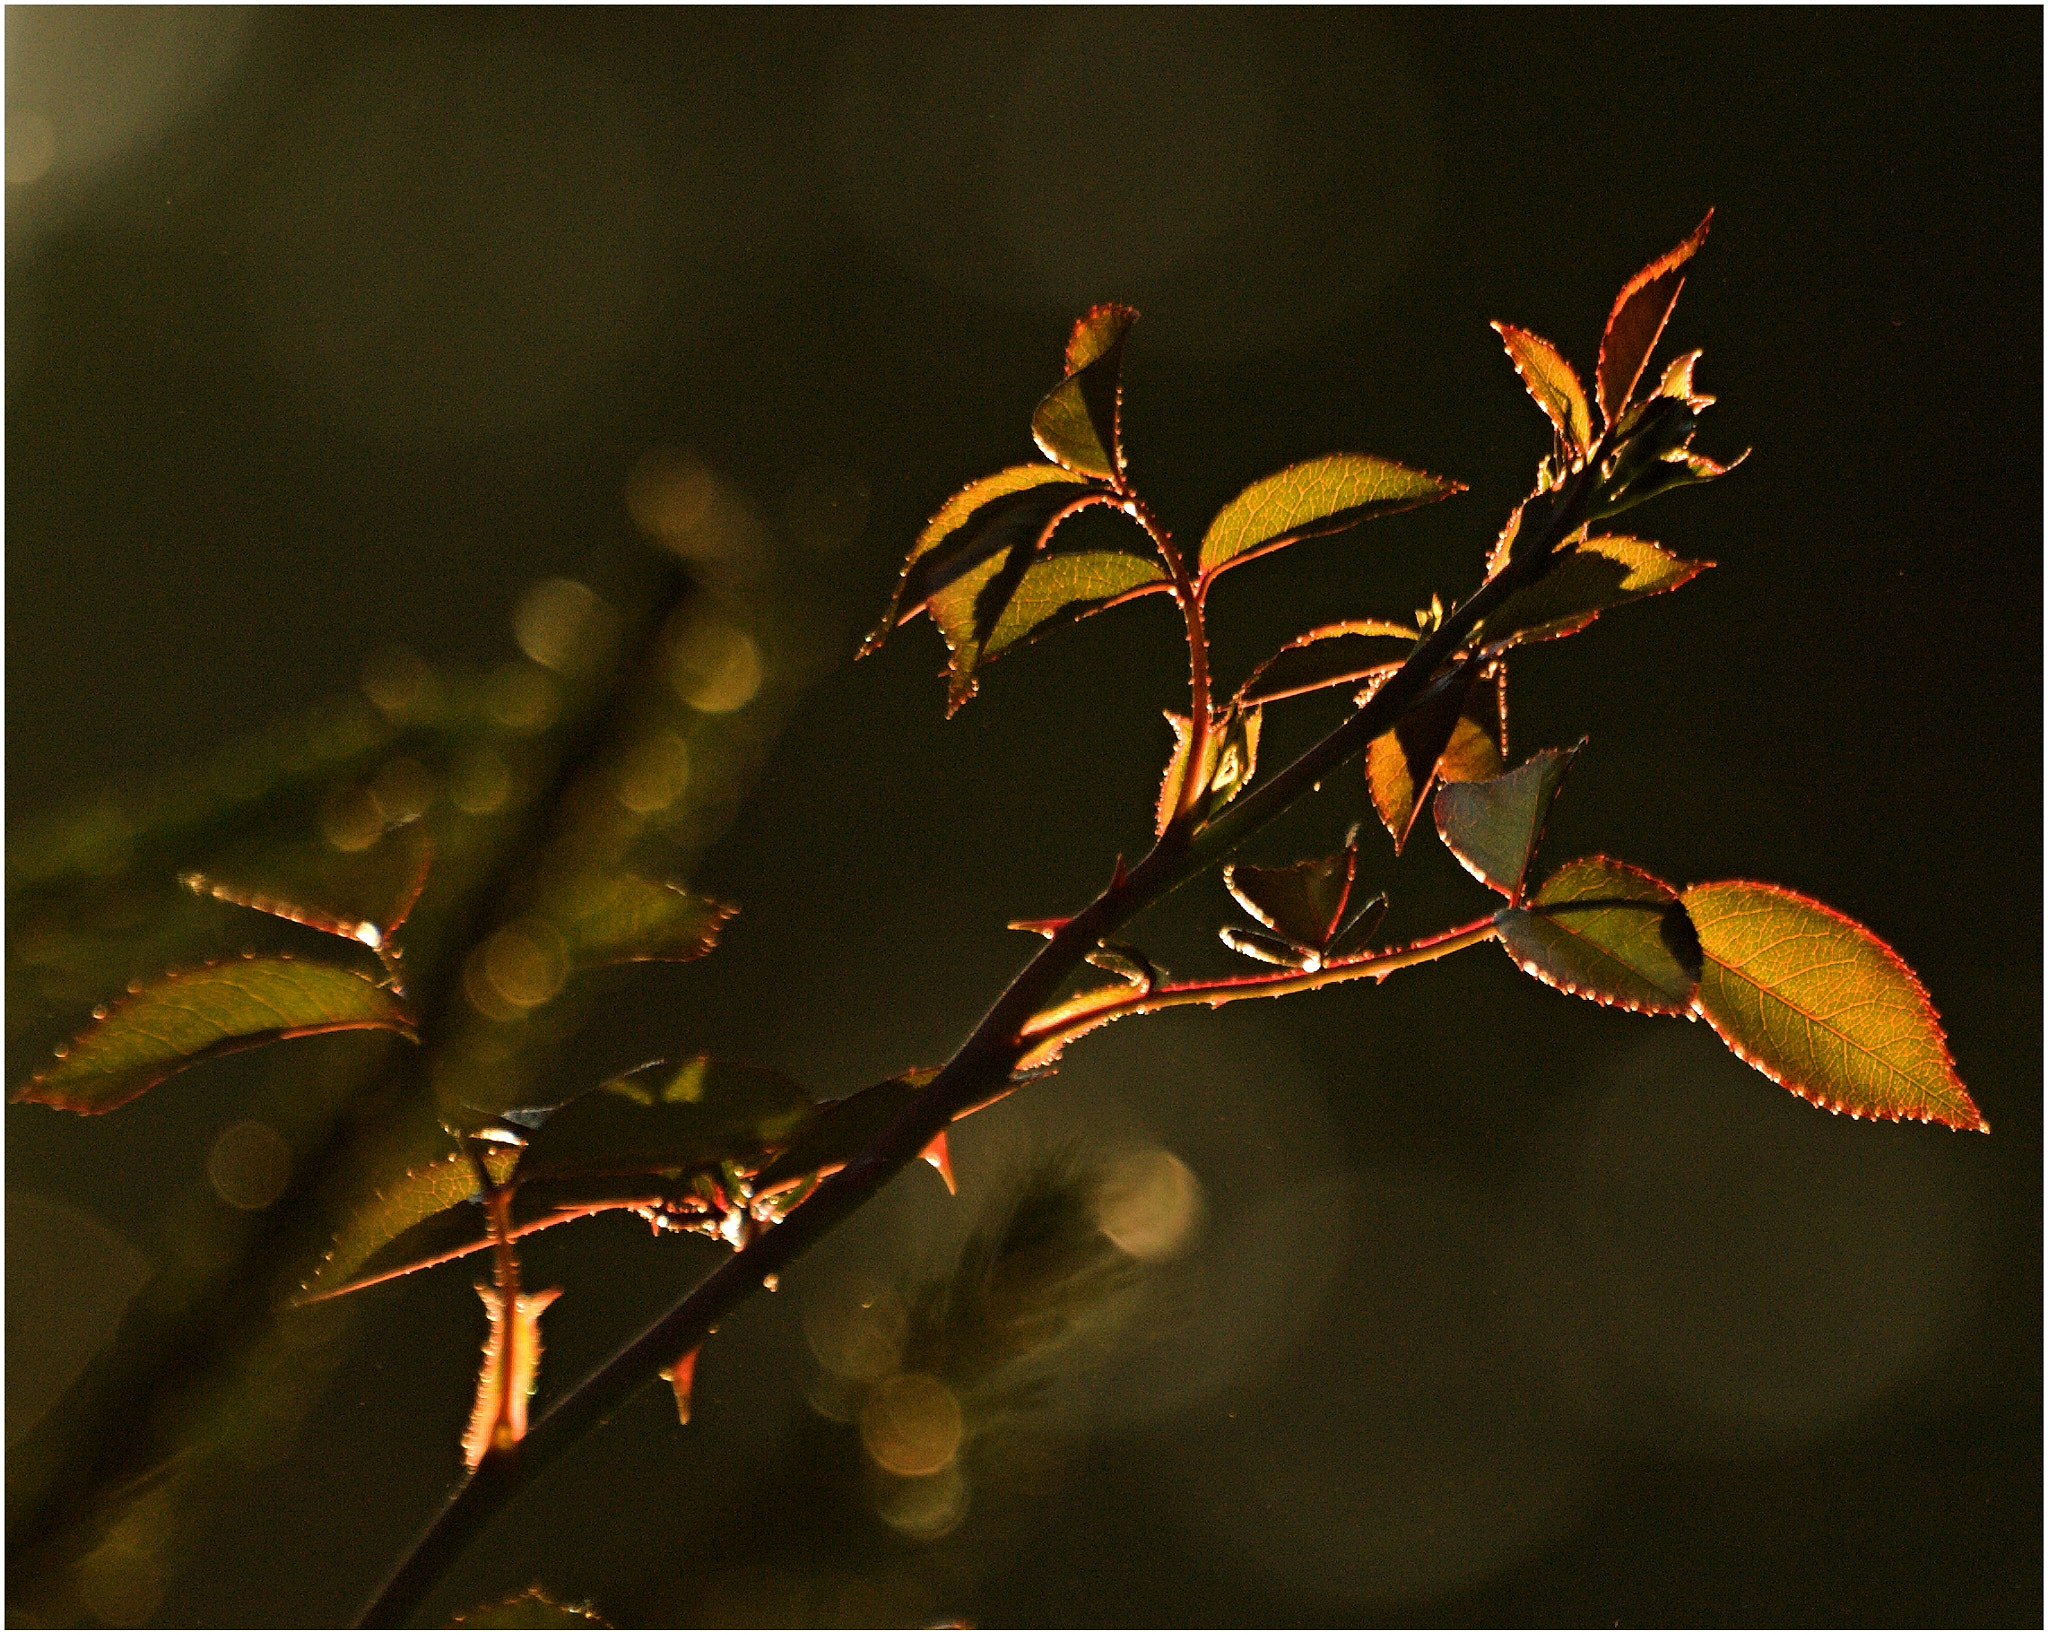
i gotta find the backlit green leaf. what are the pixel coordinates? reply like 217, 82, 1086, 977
750, 1067, 940, 1198
861, 465, 1105, 656
1236, 620, 1416, 707
1494, 856, 1701, 1014
1431, 743, 1582, 903
1492, 322, 1593, 458
1197, 453, 1465, 579
515, 1056, 816, 1182
1682, 881, 1985, 1131
1225, 849, 1356, 949
927, 533, 1170, 713
1479, 534, 1711, 647
1367, 664, 1503, 853
1031, 303, 1139, 483
16, 956, 416, 1114
295, 1151, 485, 1302
1597, 210, 1713, 428
557, 875, 735, 965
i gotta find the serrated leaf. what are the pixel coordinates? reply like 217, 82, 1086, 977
1597, 210, 1713, 428
1681, 881, 1984, 1131
1431, 743, 1582, 903
750, 1067, 940, 1198
16, 956, 417, 1114
862, 465, 1106, 656
451, 1587, 611, 1628
1226, 850, 1356, 949
1367, 665, 1504, 852
1493, 322, 1593, 458
514, 1056, 816, 1183
1479, 533, 1711, 647
1236, 620, 1416, 707
557, 875, 735, 965
181, 818, 433, 949
926, 530, 1170, 713
296, 1152, 486, 1301
1197, 454, 1465, 579
1494, 856, 1701, 1014
1323, 892, 1390, 961
1031, 303, 1139, 483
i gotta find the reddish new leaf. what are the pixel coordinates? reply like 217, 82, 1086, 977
18, 956, 416, 1114
1493, 322, 1593, 458
1682, 881, 1984, 1131
1431, 743, 1582, 903
1597, 210, 1713, 428
1197, 454, 1465, 580
1031, 303, 1138, 484
1495, 856, 1702, 1014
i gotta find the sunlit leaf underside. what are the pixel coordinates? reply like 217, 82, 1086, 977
1197, 453, 1464, 579
1682, 880, 1984, 1130
1495, 855, 1701, 1014
17, 955, 416, 1114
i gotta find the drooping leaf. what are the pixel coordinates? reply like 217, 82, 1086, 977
451, 1587, 611, 1628
1226, 849, 1356, 949
925, 528, 1170, 713
1492, 322, 1593, 458
1197, 454, 1465, 579
1479, 533, 1711, 647
1597, 210, 1713, 428
1367, 664, 1503, 852
861, 465, 1107, 656
514, 1056, 815, 1183
1494, 856, 1701, 1014
1323, 892, 1390, 961
1236, 620, 1416, 707
1031, 303, 1139, 484
557, 875, 735, 966
1431, 743, 1582, 903
750, 1067, 941, 1198
1682, 881, 1984, 1131
463, 1281, 561, 1467
17, 956, 416, 1114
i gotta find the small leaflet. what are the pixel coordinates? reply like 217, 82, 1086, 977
1597, 210, 1714, 428
1431, 743, 1582, 904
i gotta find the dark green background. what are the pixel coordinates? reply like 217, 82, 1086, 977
8, 9, 2040, 1626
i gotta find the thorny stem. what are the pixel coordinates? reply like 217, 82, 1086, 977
1121, 492, 1214, 827
1016, 916, 1503, 1065
359, 463, 1597, 1627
